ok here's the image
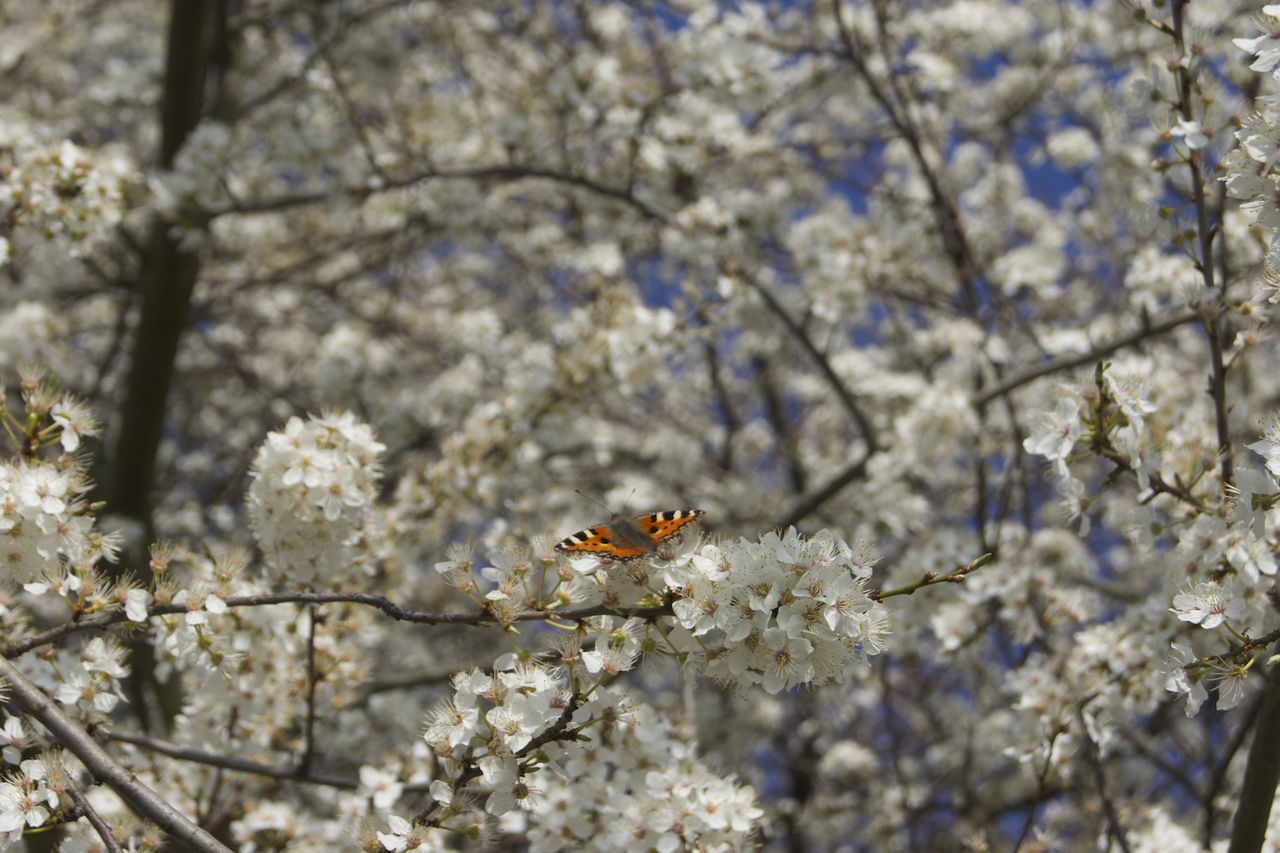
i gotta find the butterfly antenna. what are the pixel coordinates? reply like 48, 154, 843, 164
574, 489, 616, 514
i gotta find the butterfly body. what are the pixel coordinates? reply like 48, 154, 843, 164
556, 509, 705, 561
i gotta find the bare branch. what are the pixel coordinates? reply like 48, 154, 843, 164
105, 729, 362, 790
972, 308, 1199, 408
62, 777, 125, 853
299, 605, 319, 778
216, 163, 674, 226
778, 454, 870, 528
1078, 706, 1133, 853
1169, 0, 1233, 488
734, 268, 878, 455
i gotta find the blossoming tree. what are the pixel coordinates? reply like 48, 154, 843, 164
3, 0, 1280, 850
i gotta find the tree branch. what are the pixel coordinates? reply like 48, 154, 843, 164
62, 777, 125, 853
1169, 0, 1233, 489
972, 307, 1198, 409
217, 163, 674, 227
3, 595, 679, 658
0, 655, 231, 853
1078, 705, 1132, 853
105, 730, 363, 790
1228, 665, 1280, 853
734, 268, 878, 455
778, 454, 870, 528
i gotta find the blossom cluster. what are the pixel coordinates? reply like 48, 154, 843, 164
414, 521, 885, 848
1158, 423, 1280, 714
18, 581, 137, 727
1228, 8, 1280, 276
663, 528, 889, 692
524, 694, 762, 853
423, 664, 571, 804
0, 371, 109, 585
472, 523, 890, 692
414, 668, 760, 852
49, 636, 129, 721
1021, 369, 1159, 535
0, 753, 63, 842
0, 459, 100, 584
246, 412, 387, 586
1022, 369, 1280, 718
1019, 369, 1280, 716
0, 136, 135, 264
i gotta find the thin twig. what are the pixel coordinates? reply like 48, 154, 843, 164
872, 554, 992, 601
735, 269, 878, 455
6, 596, 680, 657
1012, 727, 1063, 853
105, 729, 365, 790
832, 0, 980, 309
216, 163, 673, 226
62, 777, 125, 853
779, 454, 870, 528
1168, 0, 1233, 489
1078, 706, 1133, 853
299, 605, 319, 778
972, 307, 1198, 409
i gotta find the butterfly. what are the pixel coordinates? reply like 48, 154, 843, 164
555, 509, 706, 561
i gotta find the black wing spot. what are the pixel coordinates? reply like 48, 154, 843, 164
600, 537, 611, 544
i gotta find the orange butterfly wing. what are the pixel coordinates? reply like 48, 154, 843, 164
600, 543, 649, 560
556, 510, 705, 562
635, 510, 706, 544
555, 524, 617, 555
